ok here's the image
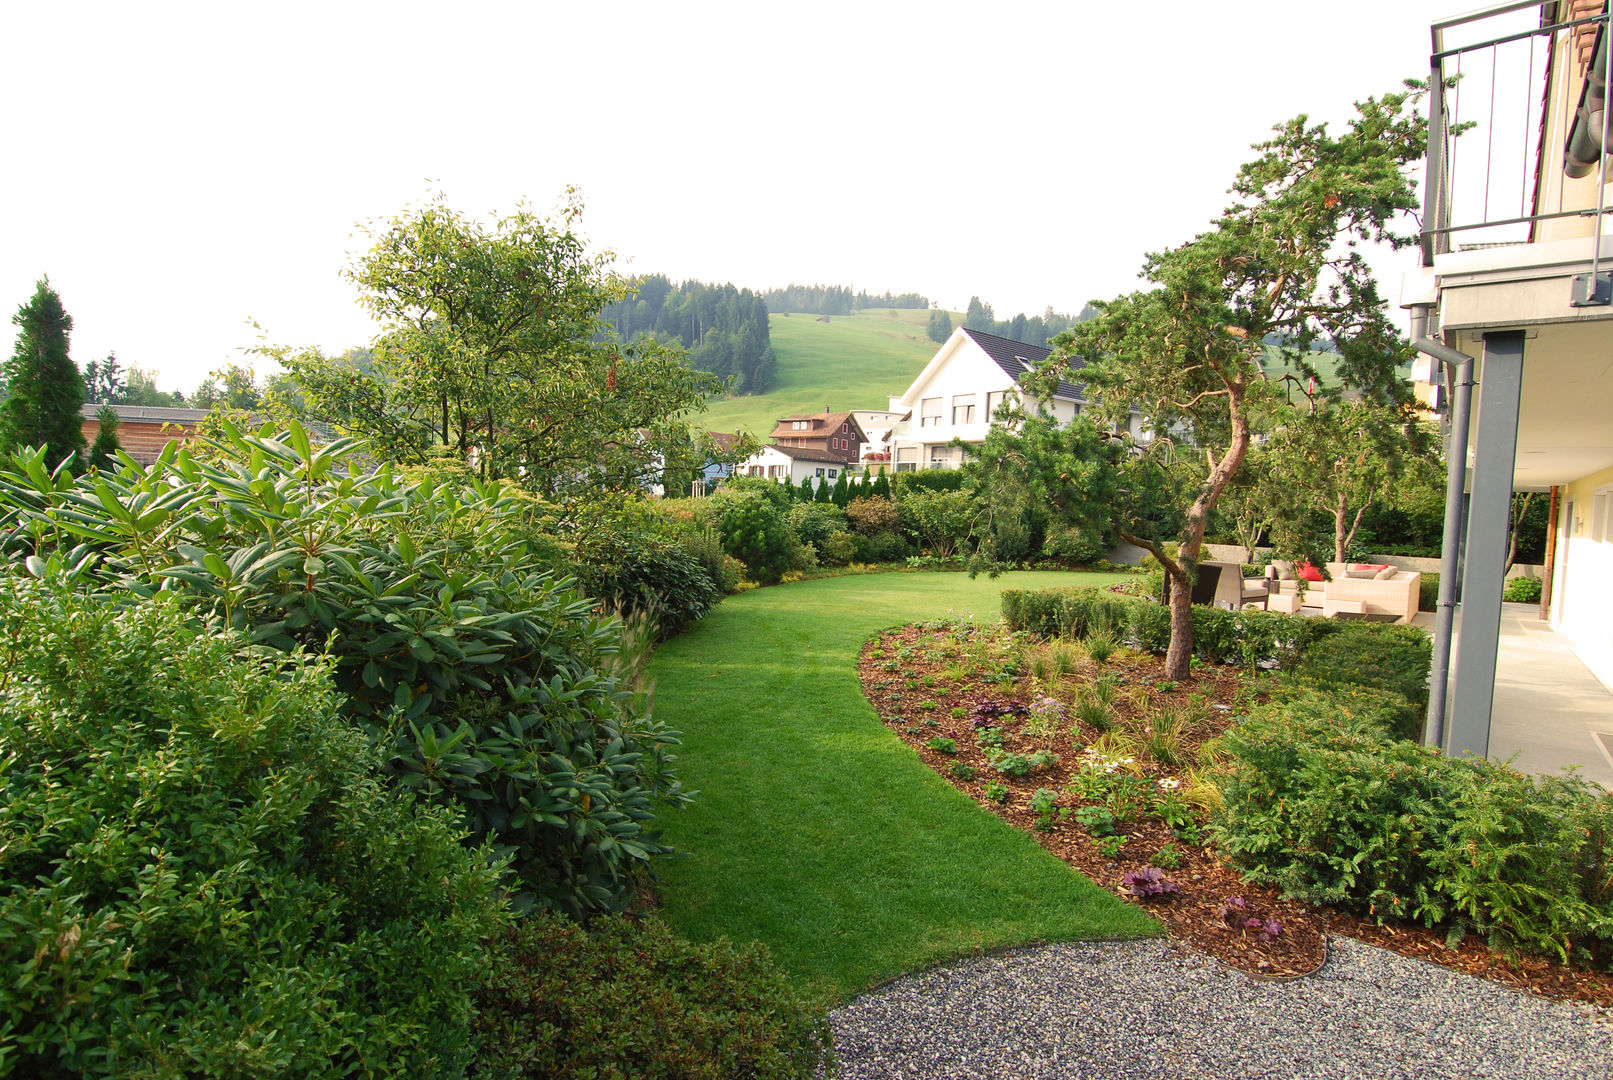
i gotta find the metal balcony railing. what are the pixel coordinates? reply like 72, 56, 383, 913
1422, 0, 1612, 266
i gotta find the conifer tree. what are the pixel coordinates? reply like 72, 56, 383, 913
1, 278, 86, 467
797, 474, 814, 503
872, 471, 892, 499
88, 405, 122, 470
832, 470, 850, 507
813, 476, 831, 503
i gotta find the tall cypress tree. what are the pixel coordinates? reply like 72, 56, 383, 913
1, 278, 86, 466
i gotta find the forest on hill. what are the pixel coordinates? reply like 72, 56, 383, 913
598, 276, 778, 395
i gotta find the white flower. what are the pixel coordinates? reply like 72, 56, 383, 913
1157, 777, 1181, 790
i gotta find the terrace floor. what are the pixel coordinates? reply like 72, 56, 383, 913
1414, 603, 1613, 790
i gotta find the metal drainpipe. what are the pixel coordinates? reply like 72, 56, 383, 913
1409, 304, 1476, 750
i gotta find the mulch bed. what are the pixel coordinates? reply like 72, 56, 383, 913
859, 620, 1613, 1012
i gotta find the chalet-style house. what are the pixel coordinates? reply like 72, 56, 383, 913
732, 410, 869, 487
1403, 0, 1613, 756
769, 411, 868, 463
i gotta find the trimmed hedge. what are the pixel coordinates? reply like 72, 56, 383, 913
473, 915, 833, 1079
0, 582, 505, 1077
1212, 697, 1613, 966
1001, 586, 1342, 670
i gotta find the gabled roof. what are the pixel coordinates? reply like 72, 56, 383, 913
767, 445, 849, 464
770, 410, 862, 439
707, 431, 740, 451
959, 328, 1084, 400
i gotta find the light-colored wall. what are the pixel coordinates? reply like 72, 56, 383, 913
1552, 464, 1613, 689
1536, 8, 1613, 244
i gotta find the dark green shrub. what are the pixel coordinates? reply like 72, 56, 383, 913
852, 529, 910, 563
574, 527, 719, 635
679, 527, 742, 593
0, 427, 689, 918
786, 501, 848, 548
1213, 691, 1613, 966
473, 915, 833, 1080
0, 582, 504, 1078
1042, 522, 1108, 564
818, 530, 857, 568
1127, 600, 1172, 653
1295, 621, 1432, 710
893, 469, 965, 494
1504, 575, 1543, 604
1427, 762, 1613, 963
1211, 702, 1451, 923
1265, 680, 1422, 742
714, 488, 792, 584
1419, 571, 1439, 612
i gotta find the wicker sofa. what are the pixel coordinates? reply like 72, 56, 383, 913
1269, 562, 1422, 624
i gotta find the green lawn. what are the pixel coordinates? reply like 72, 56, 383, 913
646, 570, 1159, 1001
698, 309, 947, 438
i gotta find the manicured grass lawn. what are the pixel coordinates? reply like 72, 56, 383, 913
647, 570, 1160, 1001
698, 309, 945, 438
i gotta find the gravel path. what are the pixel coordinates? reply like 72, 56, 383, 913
830, 938, 1613, 1079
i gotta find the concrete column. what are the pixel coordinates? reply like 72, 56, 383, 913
1447, 330, 1526, 760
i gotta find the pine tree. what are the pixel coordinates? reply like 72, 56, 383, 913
872, 471, 892, 499
88, 405, 122, 470
813, 476, 831, 503
1, 278, 86, 467
832, 470, 850, 507
797, 474, 814, 503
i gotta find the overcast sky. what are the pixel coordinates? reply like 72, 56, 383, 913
2, 1, 1496, 394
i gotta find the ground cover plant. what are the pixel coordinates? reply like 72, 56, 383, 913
863, 588, 1613, 1009
645, 571, 1159, 1000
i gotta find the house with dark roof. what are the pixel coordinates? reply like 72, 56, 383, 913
886, 326, 1133, 470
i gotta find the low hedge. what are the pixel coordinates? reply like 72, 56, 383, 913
473, 915, 834, 1080
1212, 697, 1613, 966
1001, 586, 1374, 672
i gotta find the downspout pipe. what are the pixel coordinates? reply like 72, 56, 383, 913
1409, 303, 1476, 751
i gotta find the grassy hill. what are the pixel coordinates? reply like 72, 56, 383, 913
697, 308, 945, 438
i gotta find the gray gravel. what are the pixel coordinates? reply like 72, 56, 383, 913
830, 938, 1613, 1079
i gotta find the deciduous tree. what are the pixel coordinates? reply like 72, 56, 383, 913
266, 193, 721, 492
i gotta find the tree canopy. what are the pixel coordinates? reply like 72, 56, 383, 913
1044, 85, 1427, 677
265, 193, 721, 492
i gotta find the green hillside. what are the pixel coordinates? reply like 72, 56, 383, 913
697, 308, 945, 438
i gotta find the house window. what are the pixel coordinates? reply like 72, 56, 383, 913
816, 468, 825, 477
920, 397, 942, 427
828, 469, 838, 478
768, 465, 786, 479
951, 394, 976, 425
985, 390, 1006, 421
842, 423, 848, 433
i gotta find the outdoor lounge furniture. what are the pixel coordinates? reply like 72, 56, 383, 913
1322, 563, 1421, 624
1203, 561, 1269, 610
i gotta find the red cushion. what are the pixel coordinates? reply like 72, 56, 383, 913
1297, 561, 1324, 582
1348, 563, 1390, 574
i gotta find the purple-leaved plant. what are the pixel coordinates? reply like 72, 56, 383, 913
1119, 866, 1180, 900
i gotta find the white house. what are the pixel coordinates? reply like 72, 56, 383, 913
887, 326, 1105, 470
733, 444, 852, 488
851, 408, 908, 466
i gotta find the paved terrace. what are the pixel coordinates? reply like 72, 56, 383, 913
1415, 602, 1613, 790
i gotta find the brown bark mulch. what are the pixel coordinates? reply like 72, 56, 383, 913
859, 621, 1613, 1012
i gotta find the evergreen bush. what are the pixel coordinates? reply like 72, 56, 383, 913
0, 581, 504, 1077
0, 424, 689, 917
